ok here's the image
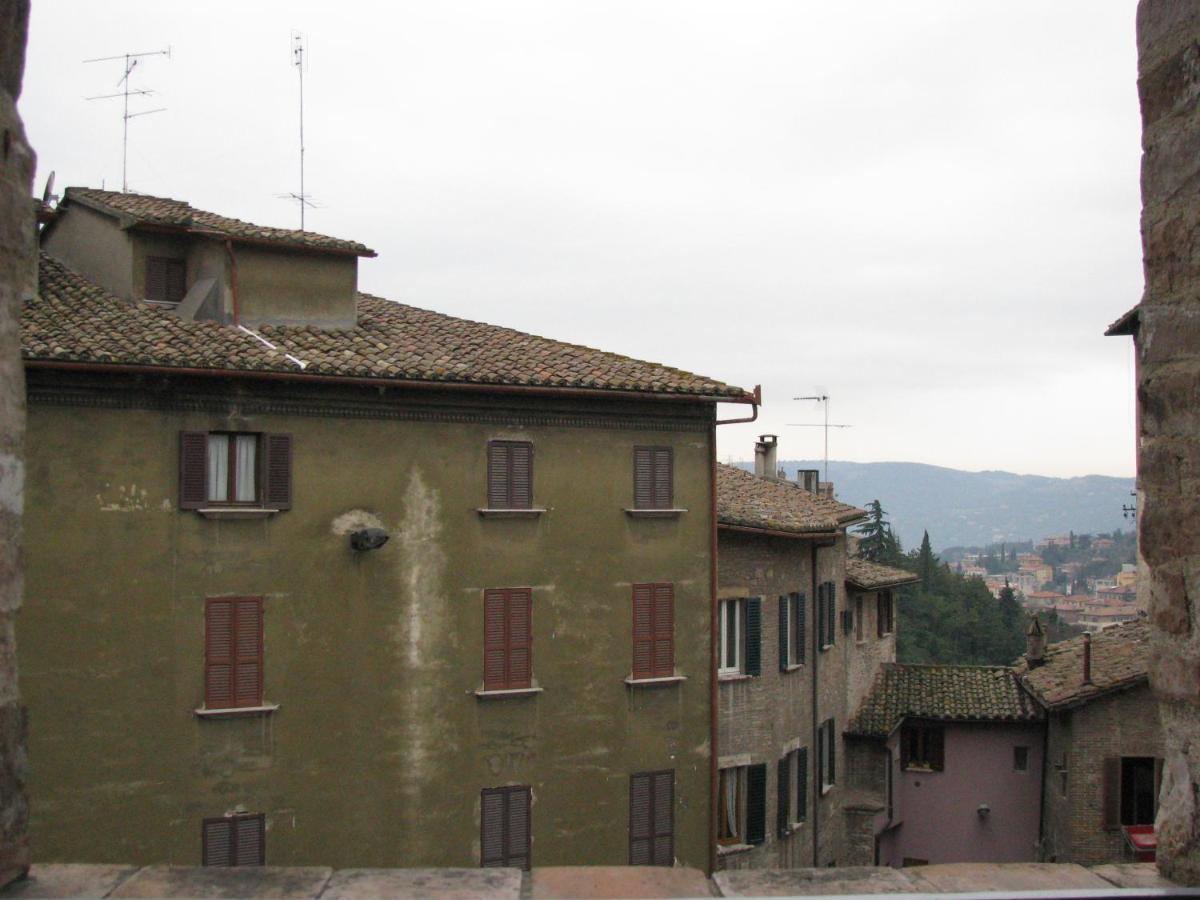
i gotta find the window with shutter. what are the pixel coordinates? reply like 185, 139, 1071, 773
778, 596, 789, 672
629, 770, 674, 866
480, 786, 532, 869
483, 588, 533, 691
205, 597, 263, 710
900, 723, 944, 772
779, 593, 806, 669
796, 747, 808, 822
487, 440, 533, 509
202, 813, 264, 866
744, 597, 762, 677
632, 447, 673, 509
776, 757, 790, 838
179, 431, 292, 511
816, 584, 826, 650
819, 719, 837, 792
825, 582, 837, 647
718, 599, 745, 676
631, 583, 674, 680
146, 256, 187, 304
745, 763, 767, 845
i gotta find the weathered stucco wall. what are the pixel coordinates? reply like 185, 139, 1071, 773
878, 722, 1043, 867
0, 0, 32, 886
19, 374, 713, 869
1134, 1, 1200, 884
1041, 684, 1164, 866
40, 204, 134, 300
233, 246, 357, 329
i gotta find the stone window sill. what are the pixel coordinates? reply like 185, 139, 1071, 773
623, 508, 688, 518
476, 508, 546, 519
719, 672, 751, 683
783, 663, 804, 673
197, 507, 280, 520
782, 821, 807, 836
193, 703, 279, 719
474, 686, 544, 699
717, 842, 754, 857
904, 764, 936, 773
624, 675, 687, 687
821, 783, 835, 796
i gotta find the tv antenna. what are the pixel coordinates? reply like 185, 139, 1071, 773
84, 47, 170, 192
278, 32, 317, 230
788, 394, 852, 483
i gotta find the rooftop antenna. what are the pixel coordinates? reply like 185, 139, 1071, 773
788, 394, 852, 483
278, 31, 317, 230
84, 47, 170, 192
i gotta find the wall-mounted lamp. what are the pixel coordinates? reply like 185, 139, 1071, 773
350, 527, 389, 551
977, 803, 991, 818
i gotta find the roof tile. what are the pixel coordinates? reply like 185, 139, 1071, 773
1014, 618, 1149, 710
716, 464, 864, 535
845, 557, 920, 590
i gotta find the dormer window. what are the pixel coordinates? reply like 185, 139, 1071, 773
146, 256, 186, 304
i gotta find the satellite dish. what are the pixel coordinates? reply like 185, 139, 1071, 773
41, 171, 57, 206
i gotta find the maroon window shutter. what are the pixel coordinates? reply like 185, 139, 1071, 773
507, 588, 532, 689
165, 258, 186, 303
652, 584, 674, 678
234, 597, 264, 708
487, 442, 509, 508
652, 448, 672, 509
632, 584, 654, 679
480, 788, 506, 866
629, 773, 652, 864
202, 818, 233, 866
651, 770, 674, 865
263, 434, 292, 510
205, 599, 235, 709
509, 442, 532, 508
483, 590, 508, 690
1102, 757, 1121, 830
507, 787, 531, 870
234, 814, 265, 866
633, 448, 653, 508
180, 432, 208, 509
146, 257, 167, 301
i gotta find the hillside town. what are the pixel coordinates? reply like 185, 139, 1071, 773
0, 1, 1198, 897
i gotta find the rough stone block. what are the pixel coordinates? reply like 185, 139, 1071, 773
530, 866, 713, 898
0, 864, 137, 898
321, 868, 522, 900
109, 865, 332, 898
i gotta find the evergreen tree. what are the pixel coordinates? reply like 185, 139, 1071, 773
917, 530, 937, 590
856, 500, 893, 563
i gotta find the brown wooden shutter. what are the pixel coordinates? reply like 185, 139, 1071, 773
263, 434, 292, 510
483, 590, 508, 690
631, 584, 654, 680
652, 448, 672, 508
205, 599, 235, 709
234, 814, 265, 866
146, 257, 167, 301
651, 771, 673, 865
165, 258, 186, 302
480, 788, 506, 866
507, 588, 532, 689
487, 442, 510, 508
1102, 757, 1121, 830
234, 598, 264, 708
629, 773, 652, 864
652, 584, 674, 677
507, 787, 531, 870
180, 432, 208, 509
202, 818, 233, 866
633, 448, 653, 509
510, 442, 532, 508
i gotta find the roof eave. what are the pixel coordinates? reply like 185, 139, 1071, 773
846, 574, 920, 590
717, 521, 841, 541
1105, 305, 1140, 337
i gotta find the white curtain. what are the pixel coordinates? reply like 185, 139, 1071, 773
235, 435, 257, 502
207, 434, 229, 502
723, 770, 738, 838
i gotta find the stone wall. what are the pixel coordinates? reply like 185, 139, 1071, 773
1134, 0, 1200, 885
0, 0, 32, 887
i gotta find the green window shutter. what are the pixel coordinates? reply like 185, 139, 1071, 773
777, 757, 791, 838
796, 593, 806, 663
829, 718, 837, 784
826, 582, 837, 647
745, 598, 762, 676
746, 763, 767, 845
778, 596, 789, 671
816, 584, 826, 648
797, 747, 808, 821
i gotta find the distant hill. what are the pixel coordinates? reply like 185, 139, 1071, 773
732, 459, 1135, 551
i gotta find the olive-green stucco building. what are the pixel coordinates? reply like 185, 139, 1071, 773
20, 188, 754, 869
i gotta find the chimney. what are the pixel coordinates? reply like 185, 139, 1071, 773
1082, 632, 1093, 684
1026, 615, 1045, 668
795, 469, 820, 494
754, 435, 779, 480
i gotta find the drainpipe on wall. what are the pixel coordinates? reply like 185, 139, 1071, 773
224, 238, 240, 326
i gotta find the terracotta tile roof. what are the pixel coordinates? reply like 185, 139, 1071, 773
845, 557, 920, 590
24, 254, 753, 401
61, 187, 376, 257
848, 663, 1043, 738
716, 464, 864, 535
1014, 618, 1150, 710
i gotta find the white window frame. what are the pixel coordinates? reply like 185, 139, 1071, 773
719, 598, 745, 676
717, 765, 747, 845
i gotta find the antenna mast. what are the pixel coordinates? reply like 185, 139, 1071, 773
84, 48, 170, 192
789, 394, 853, 483
284, 32, 318, 230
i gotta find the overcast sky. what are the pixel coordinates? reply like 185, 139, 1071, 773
21, 2, 1142, 478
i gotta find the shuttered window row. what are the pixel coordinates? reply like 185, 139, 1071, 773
483, 588, 533, 691
487, 441, 533, 509
205, 597, 263, 710
146, 256, 187, 303
202, 813, 265, 867
179, 432, 292, 510
631, 584, 674, 680
633, 447, 673, 509
481, 785, 531, 869
629, 770, 674, 865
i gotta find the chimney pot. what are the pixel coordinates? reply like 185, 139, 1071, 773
754, 434, 779, 480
